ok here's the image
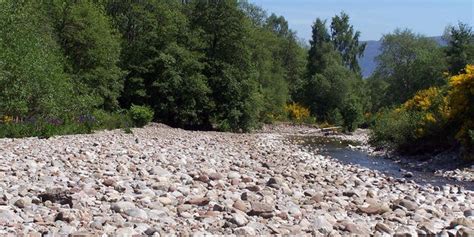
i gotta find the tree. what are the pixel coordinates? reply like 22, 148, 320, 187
0, 1, 76, 118
444, 22, 474, 75
189, 0, 262, 131
330, 12, 366, 75
304, 51, 353, 120
372, 29, 447, 106
51, 0, 123, 111
107, 0, 211, 129
307, 18, 332, 75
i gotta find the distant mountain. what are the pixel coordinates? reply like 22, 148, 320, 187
359, 36, 447, 78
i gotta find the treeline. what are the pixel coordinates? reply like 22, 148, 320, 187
0, 0, 369, 134
0, 0, 305, 133
367, 24, 474, 159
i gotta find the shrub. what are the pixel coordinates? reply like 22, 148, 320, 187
370, 65, 474, 157
92, 110, 131, 130
128, 105, 154, 127
327, 108, 343, 126
285, 102, 311, 123
341, 99, 364, 132
369, 109, 421, 151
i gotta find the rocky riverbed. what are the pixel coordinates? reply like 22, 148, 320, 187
0, 124, 473, 236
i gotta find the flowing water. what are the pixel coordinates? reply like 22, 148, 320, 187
288, 135, 474, 191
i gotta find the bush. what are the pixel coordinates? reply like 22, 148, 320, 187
285, 103, 311, 123
128, 105, 154, 127
341, 100, 363, 132
369, 109, 421, 151
370, 65, 474, 157
327, 108, 344, 126
92, 110, 131, 130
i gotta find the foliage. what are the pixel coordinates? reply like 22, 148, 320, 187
303, 13, 367, 132
330, 12, 366, 75
444, 22, 474, 74
189, 0, 263, 132
369, 29, 448, 108
285, 103, 310, 123
327, 108, 344, 126
92, 110, 131, 130
0, 1, 78, 118
447, 65, 474, 158
370, 65, 474, 158
341, 98, 364, 132
128, 105, 154, 128
50, 0, 123, 111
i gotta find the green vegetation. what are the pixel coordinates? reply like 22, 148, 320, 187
0, 0, 472, 161
369, 23, 474, 159
129, 105, 154, 128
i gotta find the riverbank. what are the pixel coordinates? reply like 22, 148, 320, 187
262, 123, 474, 183
0, 123, 472, 235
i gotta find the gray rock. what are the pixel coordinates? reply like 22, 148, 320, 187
313, 216, 333, 234
124, 208, 148, 220
230, 212, 249, 227
375, 223, 394, 235
111, 201, 136, 213
228, 172, 241, 180
234, 226, 256, 235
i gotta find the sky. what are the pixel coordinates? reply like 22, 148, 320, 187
248, 0, 473, 41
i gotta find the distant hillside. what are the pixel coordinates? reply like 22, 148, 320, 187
359, 36, 447, 78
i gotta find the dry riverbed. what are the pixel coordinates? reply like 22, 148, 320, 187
0, 123, 473, 236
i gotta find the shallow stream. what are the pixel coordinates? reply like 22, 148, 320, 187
288, 135, 474, 191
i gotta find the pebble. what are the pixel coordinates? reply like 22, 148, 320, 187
0, 123, 470, 235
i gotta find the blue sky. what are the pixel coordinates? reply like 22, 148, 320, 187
248, 0, 473, 41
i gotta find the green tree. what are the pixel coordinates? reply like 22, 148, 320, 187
330, 12, 366, 75
190, 0, 262, 131
307, 18, 332, 75
107, 0, 211, 129
372, 29, 447, 106
50, 0, 123, 111
444, 22, 474, 74
304, 51, 353, 120
0, 1, 76, 118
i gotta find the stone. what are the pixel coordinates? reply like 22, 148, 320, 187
158, 197, 174, 206
464, 210, 474, 218
249, 201, 273, 216
111, 201, 135, 213
342, 221, 370, 235
396, 199, 418, 211
450, 217, 474, 228
14, 197, 31, 208
266, 177, 283, 188
313, 216, 333, 234
230, 212, 249, 227
102, 178, 116, 187
234, 226, 256, 235
233, 200, 249, 212
358, 203, 391, 215
228, 172, 241, 180
375, 223, 394, 235
186, 197, 210, 206
70, 231, 94, 237
209, 173, 223, 180
124, 208, 148, 220
115, 227, 138, 236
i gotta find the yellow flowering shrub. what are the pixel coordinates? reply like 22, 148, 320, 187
285, 103, 310, 123
447, 65, 474, 157
403, 87, 440, 111
0, 115, 13, 123
371, 65, 474, 158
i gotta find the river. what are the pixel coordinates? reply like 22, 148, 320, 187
288, 135, 474, 191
